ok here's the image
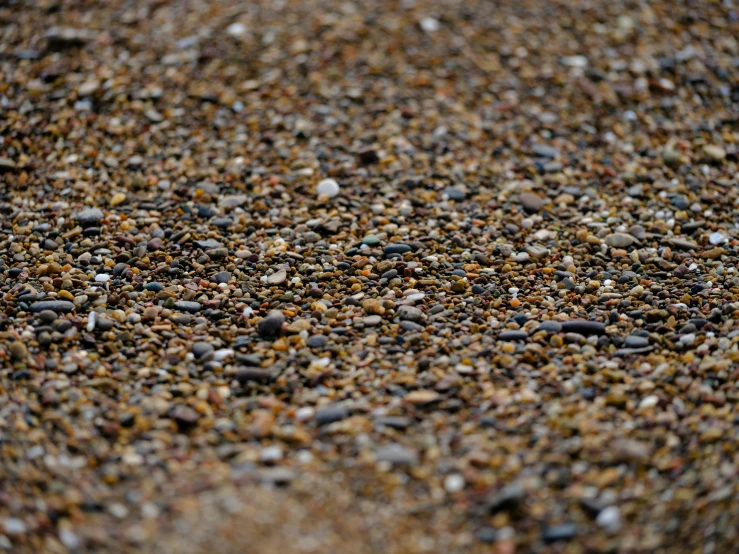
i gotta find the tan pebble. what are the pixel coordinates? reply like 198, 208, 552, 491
286, 318, 312, 333
363, 299, 385, 315
404, 390, 440, 405
59, 290, 74, 301
9, 341, 27, 361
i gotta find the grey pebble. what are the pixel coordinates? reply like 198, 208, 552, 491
30, 301, 75, 313
258, 311, 285, 337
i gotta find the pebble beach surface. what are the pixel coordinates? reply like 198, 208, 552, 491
1, 0, 738, 552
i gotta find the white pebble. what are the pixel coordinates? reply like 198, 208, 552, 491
297, 450, 314, 464
316, 178, 340, 198
420, 17, 440, 33
295, 407, 315, 421
109, 503, 128, 519
638, 395, 659, 410
596, 506, 622, 533
59, 528, 81, 549
86, 312, 96, 332
260, 445, 283, 463
226, 22, 247, 38
680, 333, 695, 345
444, 474, 465, 493
3, 517, 27, 535
212, 348, 234, 362
95, 273, 110, 282
709, 232, 725, 245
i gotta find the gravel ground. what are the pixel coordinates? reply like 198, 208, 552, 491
1, 0, 738, 552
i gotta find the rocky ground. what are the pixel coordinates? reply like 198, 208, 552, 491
1, 0, 738, 552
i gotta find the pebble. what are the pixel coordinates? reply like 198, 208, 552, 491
3, 3, 738, 553
306, 335, 328, 348
362, 234, 382, 246
267, 269, 287, 285
9, 341, 27, 361
316, 178, 340, 197
170, 405, 200, 428
605, 233, 636, 248
519, 192, 547, 213
192, 341, 214, 359
560, 320, 606, 335
75, 207, 104, 225
398, 305, 425, 323
375, 444, 418, 466
193, 239, 222, 250
258, 311, 285, 337
537, 321, 563, 333
709, 232, 725, 245
499, 330, 528, 341
541, 523, 578, 543
625, 335, 649, 348
703, 144, 726, 162
596, 506, 622, 533
532, 144, 560, 158
315, 405, 349, 425
384, 244, 412, 255
174, 301, 202, 313
444, 186, 466, 200
29, 301, 75, 313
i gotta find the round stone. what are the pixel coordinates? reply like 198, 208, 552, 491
316, 178, 340, 198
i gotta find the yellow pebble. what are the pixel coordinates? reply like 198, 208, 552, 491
111, 192, 126, 206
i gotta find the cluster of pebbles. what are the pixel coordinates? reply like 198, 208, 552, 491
1, 0, 738, 552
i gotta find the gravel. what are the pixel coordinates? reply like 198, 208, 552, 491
1, 1, 737, 553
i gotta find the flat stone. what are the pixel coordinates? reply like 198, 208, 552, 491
703, 144, 726, 162
0, 158, 17, 171
213, 271, 232, 284
532, 144, 560, 158
400, 321, 424, 332
363, 315, 382, 326
306, 335, 328, 348
194, 239, 222, 249
169, 405, 200, 427
375, 444, 418, 465
668, 238, 698, 250
315, 405, 349, 425
267, 269, 287, 285
542, 523, 578, 543
605, 233, 636, 248
373, 416, 412, 429
398, 305, 426, 323
560, 320, 605, 335
625, 335, 649, 348
525, 245, 549, 259
174, 301, 202, 313
362, 234, 382, 246
75, 207, 104, 225
235, 368, 273, 384
486, 483, 525, 513
519, 192, 547, 213
537, 320, 563, 333
499, 330, 528, 341
444, 186, 466, 200
384, 243, 412, 255
30, 301, 75, 313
